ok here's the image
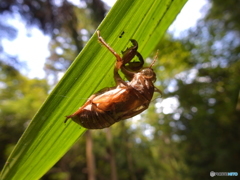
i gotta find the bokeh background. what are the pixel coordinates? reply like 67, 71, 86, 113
0, 0, 239, 179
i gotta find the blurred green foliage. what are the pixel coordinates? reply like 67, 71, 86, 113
0, 63, 49, 169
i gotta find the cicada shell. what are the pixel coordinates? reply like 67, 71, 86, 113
65, 30, 161, 129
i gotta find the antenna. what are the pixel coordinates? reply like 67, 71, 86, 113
150, 50, 159, 68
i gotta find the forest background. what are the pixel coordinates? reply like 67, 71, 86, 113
0, 0, 239, 179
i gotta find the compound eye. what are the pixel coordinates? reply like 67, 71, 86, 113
141, 68, 156, 82
142, 68, 153, 77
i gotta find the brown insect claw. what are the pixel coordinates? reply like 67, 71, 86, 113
129, 39, 138, 48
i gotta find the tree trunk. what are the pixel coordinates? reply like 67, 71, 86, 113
86, 130, 96, 180
120, 122, 137, 180
106, 128, 118, 180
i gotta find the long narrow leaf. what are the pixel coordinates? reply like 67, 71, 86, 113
0, 0, 187, 179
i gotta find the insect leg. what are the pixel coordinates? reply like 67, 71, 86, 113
97, 30, 122, 69
134, 52, 144, 69
121, 39, 139, 65
123, 51, 144, 75
113, 63, 128, 85
121, 104, 149, 120
154, 87, 162, 97
96, 31, 129, 85
120, 66, 135, 81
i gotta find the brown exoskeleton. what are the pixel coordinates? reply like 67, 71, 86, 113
65, 30, 161, 129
